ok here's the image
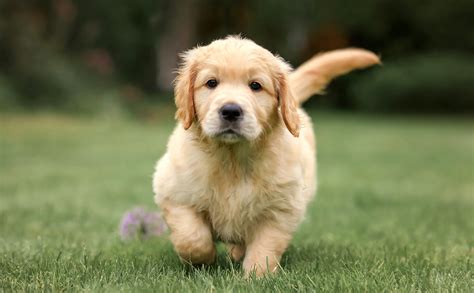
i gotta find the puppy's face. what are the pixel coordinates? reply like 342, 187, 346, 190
175, 37, 300, 143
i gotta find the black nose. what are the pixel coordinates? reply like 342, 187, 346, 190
219, 103, 243, 122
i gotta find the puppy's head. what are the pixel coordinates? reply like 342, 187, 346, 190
174, 36, 299, 144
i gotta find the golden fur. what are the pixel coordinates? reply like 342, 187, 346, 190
153, 36, 380, 276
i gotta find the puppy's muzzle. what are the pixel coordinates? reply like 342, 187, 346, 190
219, 103, 243, 122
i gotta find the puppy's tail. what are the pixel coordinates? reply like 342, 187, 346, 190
289, 48, 381, 105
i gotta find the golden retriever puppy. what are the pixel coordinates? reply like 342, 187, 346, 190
153, 36, 379, 276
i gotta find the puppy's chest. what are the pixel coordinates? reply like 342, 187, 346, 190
205, 179, 264, 241
201, 172, 291, 242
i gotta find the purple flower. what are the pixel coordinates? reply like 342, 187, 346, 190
119, 207, 168, 240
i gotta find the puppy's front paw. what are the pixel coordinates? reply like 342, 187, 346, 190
161, 201, 216, 265
243, 255, 279, 278
174, 238, 216, 265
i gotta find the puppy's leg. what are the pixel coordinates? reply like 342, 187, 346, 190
243, 223, 292, 277
226, 243, 245, 262
161, 200, 215, 265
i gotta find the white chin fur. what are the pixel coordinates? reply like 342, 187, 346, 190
202, 117, 261, 142
216, 133, 243, 144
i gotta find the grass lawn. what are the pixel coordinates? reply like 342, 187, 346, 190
1, 110, 473, 291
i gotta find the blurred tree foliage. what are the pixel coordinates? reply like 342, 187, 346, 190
351, 53, 474, 113
0, 0, 472, 112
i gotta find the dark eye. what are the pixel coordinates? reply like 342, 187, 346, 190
206, 79, 218, 89
249, 81, 262, 91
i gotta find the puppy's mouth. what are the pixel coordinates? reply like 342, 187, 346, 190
215, 128, 244, 142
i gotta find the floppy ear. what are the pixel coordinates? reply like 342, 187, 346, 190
277, 73, 300, 137
174, 51, 198, 129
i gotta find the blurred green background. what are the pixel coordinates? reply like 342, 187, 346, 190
1, 0, 473, 114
